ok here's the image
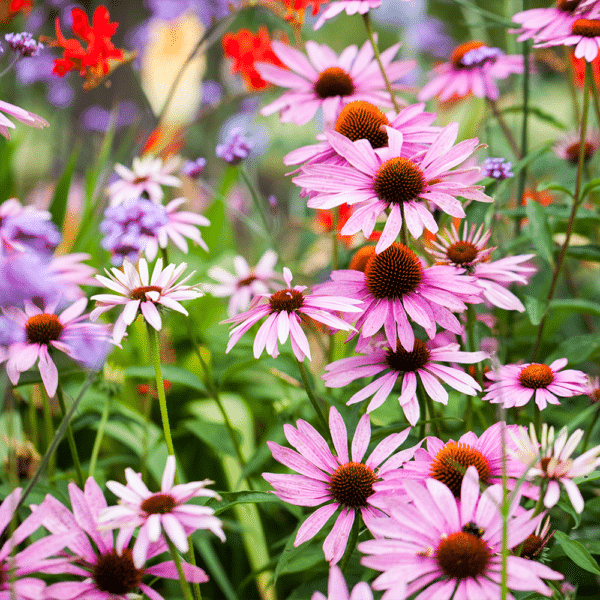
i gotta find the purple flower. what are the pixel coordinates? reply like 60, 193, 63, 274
182, 157, 207, 178
216, 127, 253, 165
460, 45, 503, 67
5, 32, 43, 57
80, 102, 138, 132
406, 18, 454, 59
482, 157, 514, 180
15, 52, 74, 108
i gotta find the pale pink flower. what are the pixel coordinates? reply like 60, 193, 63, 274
293, 124, 491, 253
314, 0, 382, 30
535, 16, 600, 61
0, 99, 49, 140
206, 249, 281, 316
359, 467, 563, 600
48, 252, 97, 300
510, 2, 583, 42
483, 358, 588, 409
312, 566, 374, 600
91, 258, 202, 344
263, 406, 417, 564
585, 374, 600, 403
323, 339, 486, 424
98, 455, 225, 568
510, 423, 600, 513
223, 267, 362, 361
553, 129, 600, 164
256, 40, 415, 125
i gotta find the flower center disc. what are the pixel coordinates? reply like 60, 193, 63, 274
430, 442, 492, 497
565, 140, 596, 164
519, 534, 543, 559
450, 40, 487, 68
436, 531, 491, 579
25, 314, 63, 345
556, 0, 581, 12
129, 285, 163, 301
314, 67, 355, 99
373, 157, 425, 206
446, 241, 479, 266
518, 364, 554, 389
237, 275, 257, 288
385, 339, 431, 372
141, 492, 177, 515
132, 175, 149, 184
328, 461, 377, 508
93, 548, 144, 594
334, 101, 389, 148
572, 18, 600, 37
364, 243, 424, 300
349, 245, 377, 272
269, 289, 304, 312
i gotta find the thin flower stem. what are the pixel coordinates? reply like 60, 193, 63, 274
564, 47, 581, 124
466, 305, 483, 387
332, 207, 339, 272
582, 405, 600, 452
487, 99, 522, 160
141, 389, 152, 481
590, 73, 600, 130
88, 395, 112, 479
515, 35, 531, 239
531, 62, 592, 361
400, 203, 409, 247
500, 420, 508, 600
41, 389, 55, 480
424, 390, 441, 438
0, 55, 20, 78
56, 385, 85, 489
238, 166, 272, 242
166, 537, 196, 600
533, 404, 541, 438
532, 481, 547, 517
361, 13, 400, 113
296, 359, 330, 440
338, 513, 360, 573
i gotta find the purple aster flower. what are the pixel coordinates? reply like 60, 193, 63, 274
482, 157, 514, 179
216, 127, 253, 165
182, 157, 207, 178
5, 32, 43, 57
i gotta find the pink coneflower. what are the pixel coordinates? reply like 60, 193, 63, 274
483, 358, 588, 409
107, 155, 181, 206
3, 298, 111, 397
312, 566, 374, 600
206, 249, 281, 316
510, 1, 584, 43
585, 374, 600, 403
359, 467, 563, 600
223, 267, 362, 361
38, 477, 210, 599
323, 339, 486, 424
98, 455, 225, 568
553, 129, 600, 164
263, 406, 417, 564
0, 99, 49, 140
314, 243, 483, 353
293, 124, 490, 253
509, 423, 600, 513
427, 221, 536, 311
255, 40, 415, 125
314, 0, 382, 30
535, 16, 600, 60
48, 252, 97, 300
90, 258, 203, 344
418, 40, 525, 102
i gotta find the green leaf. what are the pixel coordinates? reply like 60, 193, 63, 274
208, 491, 279, 516
195, 533, 240, 600
566, 245, 600, 262
547, 333, 600, 365
582, 177, 600, 200
556, 497, 582, 529
501, 105, 567, 130
183, 417, 238, 457
49, 144, 79, 230
535, 182, 574, 198
525, 199, 555, 266
573, 471, 600, 484
554, 530, 600, 574
524, 295, 546, 326
125, 365, 207, 394
550, 299, 600, 319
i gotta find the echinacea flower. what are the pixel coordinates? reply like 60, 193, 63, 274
359, 467, 563, 600
263, 406, 417, 564
90, 257, 203, 344
313, 0, 382, 30
0, 99, 48, 140
293, 124, 491, 253
510, 423, 600, 513
323, 339, 486, 425
37, 477, 210, 599
510, 1, 584, 43
312, 565, 374, 600
206, 249, 281, 316
3, 298, 111, 397
223, 267, 362, 361
585, 374, 600, 403
418, 40, 525, 102
483, 358, 588, 409
98, 455, 225, 568
535, 17, 600, 61
256, 39, 415, 125
553, 129, 600, 164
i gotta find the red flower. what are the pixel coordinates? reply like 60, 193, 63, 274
569, 49, 600, 89
278, 0, 328, 22
222, 27, 288, 91
0, 0, 32, 23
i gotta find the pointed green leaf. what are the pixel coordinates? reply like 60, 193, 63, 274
524, 295, 546, 326
49, 145, 79, 230
525, 199, 555, 266
554, 531, 600, 574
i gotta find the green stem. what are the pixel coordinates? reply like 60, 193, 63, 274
466, 304, 483, 387
296, 359, 330, 440
487, 99, 522, 160
361, 13, 400, 113
533, 404, 541, 438
417, 392, 426, 439
88, 395, 112, 479
424, 389, 441, 438
41, 388, 55, 480
141, 389, 152, 482
186, 543, 202, 600
166, 537, 196, 600
500, 420, 509, 600
400, 203, 409, 247
582, 405, 600, 452
332, 207, 339, 272
27, 392, 38, 451
338, 514, 360, 573
532, 481, 547, 517
515, 33, 531, 215
590, 72, 600, 130
238, 166, 272, 241
56, 385, 85, 489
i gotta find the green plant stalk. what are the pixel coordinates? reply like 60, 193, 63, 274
41, 388, 55, 480
515, 35, 531, 236
466, 305, 483, 386
296, 359, 330, 439
582, 405, 600, 452
141, 388, 152, 481
56, 385, 85, 489
166, 537, 196, 600
186, 543, 202, 600
590, 73, 600, 131
27, 390, 38, 451
238, 166, 272, 241
88, 395, 112, 479
338, 514, 360, 573
500, 421, 509, 600
487, 99, 522, 160
332, 207, 339, 271
423, 388, 441, 438
400, 203, 409, 247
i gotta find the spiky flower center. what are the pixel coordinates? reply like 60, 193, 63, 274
446, 241, 479, 265
364, 243, 424, 300
328, 461, 377, 508
349, 245, 376, 272
572, 18, 600, 37
129, 285, 162, 301
430, 442, 492, 497
556, 0, 581, 12
436, 531, 492, 579
590, 388, 600, 404
93, 548, 144, 594
385, 339, 431, 372
314, 67, 355, 99
564, 140, 596, 164
141, 492, 176, 515
25, 314, 63, 345
451, 40, 487, 68
334, 101, 389, 148
269, 289, 304, 312
519, 534, 544, 559
373, 158, 426, 206
518, 364, 554, 389
237, 275, 257, 288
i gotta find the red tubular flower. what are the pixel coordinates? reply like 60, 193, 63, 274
569, 49, 600, 88
222, 26, 288, 91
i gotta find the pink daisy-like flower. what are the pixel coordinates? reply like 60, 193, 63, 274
3, 298, 111, 397
255, 39, 415, 125
535, 16, 600, 61
510, 0, 584, 43
107, 155, 181, 206
37, 476, 210, 599
418, 40, 525, 102
428, 221, 536, 311
313, 0, 382, 30
585, 374, 600, 403
263, 406, 417, 564
483, 358, 588, 409
314, 243, 483, 352
553, 129, 600, 165
98, 455, 225, 568
0, 99, 49, 140
359, 467, 563, 600
510, 423, 600, 513
223, 267, 362, 361
206, 249, 281, 316
323, 339, 486, 425
48, 252, 97, 300
293, 124, 490, 253
90, 257, 202, 344
312, 565, 374, 600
